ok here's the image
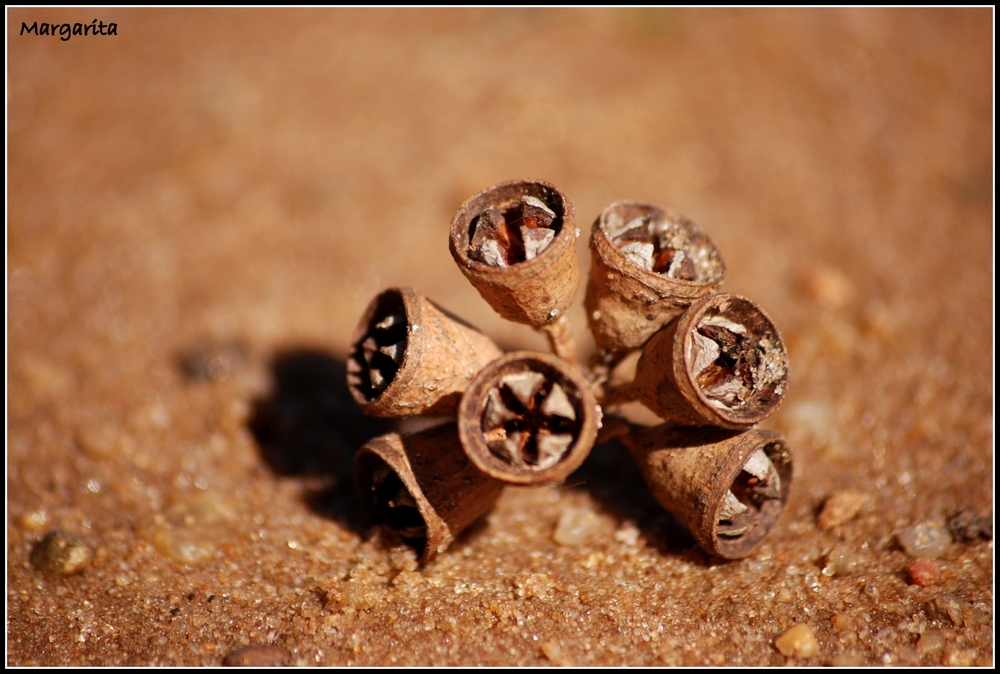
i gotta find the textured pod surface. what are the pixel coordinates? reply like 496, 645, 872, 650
458, 352, 600, 485
449, 180, 579, 327
347, 287, 503, 417
355, 424, 504, 563
585, 202, 724, 360
624, 425, 793, 559
634, 293, 788, 429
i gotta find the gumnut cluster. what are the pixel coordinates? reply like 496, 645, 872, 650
348, 180, 792, 562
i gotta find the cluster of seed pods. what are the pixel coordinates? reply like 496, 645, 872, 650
349, 180, 792, 562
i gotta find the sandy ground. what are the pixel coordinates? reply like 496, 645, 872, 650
7, 8, 993, 666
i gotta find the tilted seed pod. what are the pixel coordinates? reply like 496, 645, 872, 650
585, 202, 725, 364
355, 423, 504, 563
458, 352, 600, 486
449, 180, 579, 328
632, 293, 788, 429
347, 287, 503, 417
622, 424, 793, 559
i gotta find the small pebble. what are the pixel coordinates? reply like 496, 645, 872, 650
540, 641, 572, 666
817, 490, 867, 530
830, 651, 865, 667
553, 507, 603, 546
906, 558, 940, 587
947, 507, 992, 541
942, 648, 976, 667
896, 522, 952, 559
774, 623, 819, 659
222, 644, 291, 667
823, 544, 864, 576
830, 613, 857, 632
916, 630, 945, 656
19, 508, 50, 532
30, 530, 92, 576
804, 266, 855, 309
613, 523, 640, 547
178, 339, 248, 383
76, 420, 123, 459
933, 592, 963, 626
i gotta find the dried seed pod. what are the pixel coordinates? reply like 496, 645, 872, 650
458, 352, 600, 485
347, 287, 503, 417
623, 425, 793, 559
449, 180, 579, 328
632, 293, 788, 429
584, 202, 725, 363
355, 423, 504, 562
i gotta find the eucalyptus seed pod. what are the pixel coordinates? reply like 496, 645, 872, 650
347, 287, 503, 417
632, 293, 788, 429
355, 423, 504, 563
449, 180, 579, 329
584, 202, 725, 364
458, 352, 600, 486
623, 424, 793, 559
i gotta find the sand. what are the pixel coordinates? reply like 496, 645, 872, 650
8, 8, 992, 666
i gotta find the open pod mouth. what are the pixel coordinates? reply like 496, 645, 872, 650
634, 293, 789, 429
458, 352, 600, 485
348, 289, 408, 405
585, 202, 725, 360
347, 287, 503, 417
599, 202, 724, 282
623, 425, 793, 559
712, 435, 791, 558
355, 424, 504, 563
449, 180, 579, 328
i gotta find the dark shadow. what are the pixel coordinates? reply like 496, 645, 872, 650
565, 439, 706, 561
247, 348, 395, 534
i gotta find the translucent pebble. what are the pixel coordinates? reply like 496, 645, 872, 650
942, 649, 976, 667
933, 592, 963, 626
830, 613, 857, 632
824, 544, 864, 576
896, 522, 952, 559
19, 508, 50, 532
553, 507, 603, 546
916, 630, 945, 655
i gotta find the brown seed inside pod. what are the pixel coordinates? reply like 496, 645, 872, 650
603, 205, 723, 283
347, 291, 408, 403
689, 312, 786, 413
449, 180, 579, 329
459, 352, 599, 485
467, 194, 560, 268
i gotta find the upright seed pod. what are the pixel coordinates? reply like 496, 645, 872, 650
355, 423, 504, 563
632, 293, 788, 429
458, 352, 600, 486
347, 287, 503, 417
449, 180, 580, 329
585, 202, 725, 365
622, 424, 793, 559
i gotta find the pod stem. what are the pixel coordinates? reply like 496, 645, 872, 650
540, 315, 579, 367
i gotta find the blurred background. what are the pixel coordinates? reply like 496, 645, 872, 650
8, 8, 992, 666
